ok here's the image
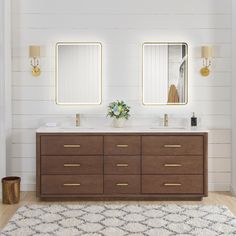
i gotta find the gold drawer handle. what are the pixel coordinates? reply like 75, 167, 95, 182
116, 183, 129, 186
64, 144, 81, 148
164, 144, 182, 148
63, 183, 81, 186
164, 164, 182, 167
116, 164, 129, 167
164, 183, 182, 186
116, 144, 129, 148
64, 164, 81, 167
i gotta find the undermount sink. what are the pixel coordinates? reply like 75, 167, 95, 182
149, 126, 186, 130
60, 126, 95, 130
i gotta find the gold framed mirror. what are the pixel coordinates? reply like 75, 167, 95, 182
56, 42, 102, 105
142, 42, 188, 105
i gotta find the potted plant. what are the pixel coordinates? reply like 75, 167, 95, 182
107, 100, 130, 128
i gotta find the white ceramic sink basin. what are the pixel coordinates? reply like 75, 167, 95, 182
60, 126, 95, 130
149, 126, 186, 130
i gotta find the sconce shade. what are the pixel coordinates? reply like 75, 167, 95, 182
201, 46, 212, 58
29, 45, 40, 58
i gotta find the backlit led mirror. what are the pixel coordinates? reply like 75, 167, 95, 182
56, 42, 102, 105
142, 42, 188, 105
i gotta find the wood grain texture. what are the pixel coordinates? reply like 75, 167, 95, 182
142, 175, 203, 194
104, 175, 140, 194
41, 175, 103, 194
104, 155, 140, 174
41, 135, 103, 155
142, 135, 204, 155
142, 155, 203, 174
104, 135, 141, 155
41, 155, 103, 175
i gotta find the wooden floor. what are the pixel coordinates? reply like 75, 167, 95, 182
1, 191, 236, 231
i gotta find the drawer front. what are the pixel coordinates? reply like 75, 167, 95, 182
104, 136, 141, 155
41, 156, 103, 175
41, 135, 103, 155
104, 156, 140, 174
142, 175, 203, 194
142, 136, 203, 155
41, 175, 103, 194
104, 175, 140, 194
142, 156, 203, 174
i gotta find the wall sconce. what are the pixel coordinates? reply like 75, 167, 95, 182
200, 46, 213, 77
29, 45, 41, 77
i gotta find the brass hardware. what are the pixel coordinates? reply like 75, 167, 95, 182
76, 114, 80, 127
164, 164, 182, 167
64, 144, 81, 148
116, 144, 129, 148
164, 113, 168, 127
116, 183, 129, 186
200, 66, 210, 77
163, 144, 182, 148
200, 46, 212, 77
64, 164, 81, 167
63, 183, 81, 186
164, 183, 182, 186
29, 46, 41, 77
116, 164, 129, 167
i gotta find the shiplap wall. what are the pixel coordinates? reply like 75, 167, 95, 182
11, 0, 232, 191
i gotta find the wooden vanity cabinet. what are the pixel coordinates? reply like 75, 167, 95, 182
36, 132, 208, 200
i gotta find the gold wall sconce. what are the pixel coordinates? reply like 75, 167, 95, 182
200, 46, 213, 77
29, 45, 41, 77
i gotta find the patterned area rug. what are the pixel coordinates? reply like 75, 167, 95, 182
1, 204, 236, 235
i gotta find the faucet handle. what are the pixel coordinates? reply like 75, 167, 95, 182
76, 114, 80, 127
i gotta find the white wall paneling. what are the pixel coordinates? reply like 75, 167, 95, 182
232, 0, 236, 195
11, 0, 232, 191
0, 0, 12, 196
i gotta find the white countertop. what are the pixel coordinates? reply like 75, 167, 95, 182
36, 126, 208, 133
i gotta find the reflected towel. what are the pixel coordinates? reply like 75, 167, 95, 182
168, 84, 180, 103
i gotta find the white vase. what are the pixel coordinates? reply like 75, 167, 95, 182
113, 118, 126, 128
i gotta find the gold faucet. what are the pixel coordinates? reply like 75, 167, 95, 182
164, 114, 168, 127
76, 114, 80, 127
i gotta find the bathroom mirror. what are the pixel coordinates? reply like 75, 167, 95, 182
56, 42, 102, 105
142, 42, 188, 105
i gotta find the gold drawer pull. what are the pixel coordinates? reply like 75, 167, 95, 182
164, 164, 182, 167
64, 164, 81, 167
116, 164, 129, 167
164, 144, 182, 148
116, 183, 129, 186
64, 144, 81, 148
63, 183, 81, 186
164, 183, 182, 186
116, 144, 129, 148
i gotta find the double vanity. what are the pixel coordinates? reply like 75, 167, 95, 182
36, 127, 208, 200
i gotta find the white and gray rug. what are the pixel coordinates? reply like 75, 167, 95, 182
1, 204, 236, 236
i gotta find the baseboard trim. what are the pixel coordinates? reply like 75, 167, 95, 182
230, 185, 236, 196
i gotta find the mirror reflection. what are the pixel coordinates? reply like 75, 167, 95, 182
142, 42, 188, 105
56, 42, 102, 105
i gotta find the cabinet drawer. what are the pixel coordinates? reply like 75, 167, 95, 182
41, 175, 103, 194
142, 136, 203, 155
104, 156, 140, 174
41, 135, 103, 155
104, 175, 140, 194
142, 175, 203, 194
41, 156, 103, 175
104, 136, 141, 155
142, 156, 203, 174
